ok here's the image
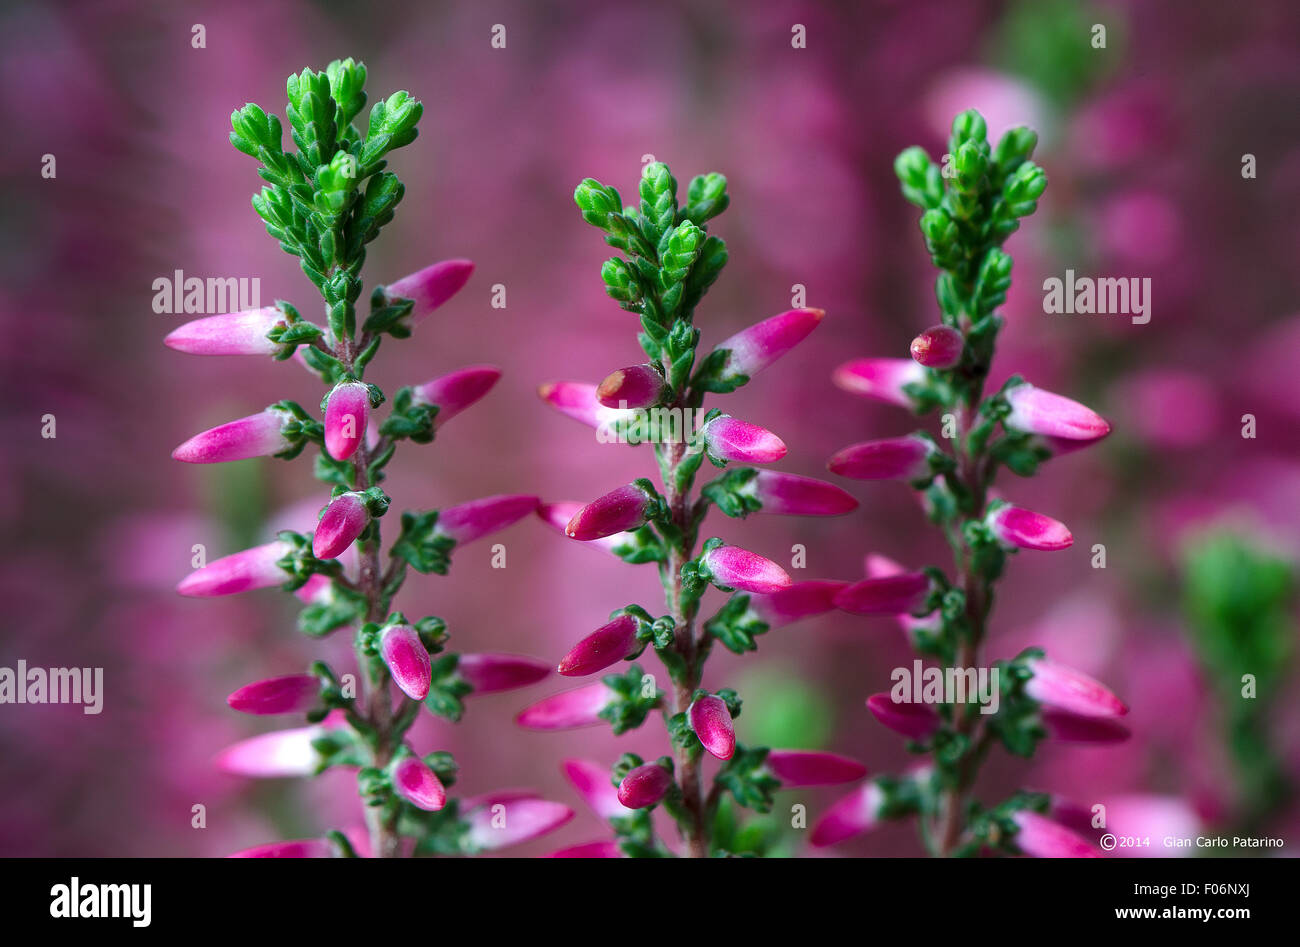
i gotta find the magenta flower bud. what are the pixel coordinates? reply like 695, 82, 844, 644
834, 572, 932, 616
747, 580, 850, 628
765, 750, 867, 787
172, 407, 293, 464
516, 682, 617, 730
909, 325, 964, 369
617, 762, 674, 809
411, 364, 501, 427
312, 492, 369, 559
866, 693, 941, 740
1043, 710, 1131, 744
699, 415, 787, 463
177, 539, 293, 597
324, 381, 370, 461
561, 758, 629, 820
227, 673, 319, 715
215, 724, 323, 777
435, 494, 538, 545
746, 470, 858, 516
558, 614, 640, 677
701, 544, 793, 593
810, 782, 886, 848
1004, 383, 1111, 441
711, 307, 825, 382
828, 434, 935, 481
228, 838, 336, 858
465, 798, 575, 850
832, 357, 925, 407
538, 381, 636, 431
538, 501, 632, 554
1025, 657, 1128, 718
566, 484, 655, 540
379, 623, 432, 701
688, 695, 736, 760
458, 653, 550, 695
384, 258, 475, 324
164, 306, 291, 356
986, 504, 1073, 551
596, 364, 666, 409
544, 841, 624, 858
392, 756, 447, 811
1011, 810, 1101, 858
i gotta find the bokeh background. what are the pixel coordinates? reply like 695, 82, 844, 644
1, 0, 1298, 856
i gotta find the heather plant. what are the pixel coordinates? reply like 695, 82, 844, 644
815, 110, 1128, 856
523, 161, 867, 858
168, 60, 570, 858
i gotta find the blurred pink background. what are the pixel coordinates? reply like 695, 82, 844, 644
1, 0, 1298, 855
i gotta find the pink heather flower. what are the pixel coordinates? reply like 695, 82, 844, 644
384, 258, 475, 324
834, 572, 932, 616
1004, 383, 1110, 442
765, 750, 867, 787
699, 415, 787, 463
910, 325, 964, 369
832, 357, 925, 407
411, 364, 501, 427
747, 580, 849, 628
312, 492, 368, 559
544, 840, 624, 858
866, 693, 941, 740
746, 470, 858, 516
538, 502, 631, 553
379, 624, 432, 701
617, 762, 674, 809
862, 554, 940, 641
434, 494, 538, 545
177, 539, 292, 597
561, 758, 629, 820
537, 381, 636, 432
215, 724, 324, 777
516, 682, 616, 730
171, 407, 293, 463
986, 504, 1073, 551
810, 782, 885, 847
566, 484, 655, 540
1024, 657, 1128, 718
1042, 710, 1131, 744
228, 838, 336, 858
689, 695, 736, 760
227, 673, 319, 715
1011, 810, 1101, 858
828, 434, 935, 481
164, 306, 289, 356
701, 544, 793, 593
392, 756, 447, 811
464, 797, 575, 851
558, 614, 640, 677
324, 381, 370, 461
457, 653, 550, 695
596, 364, 666, 409
710, 307, 825, 382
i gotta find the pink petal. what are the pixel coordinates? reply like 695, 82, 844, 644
380, 624, 432, 701
810, 782, 884, 847
227, 674, 319, 715
1011, 810, 1101, 858
700, 416, 787, 463
435, 494, 539, 545
987, 505, 1073, 551
465, 798, 575, 850
748, 580, 849, 628
1025, 657, 1128, 718
701, 544, 793, 593
164, 307, 288, 356
689, 696, 736, 760
558, 615, 641, 677
617, 762, 674, 808
827, 435, 934, 481
596, 364, 665, 409
909, 325, 964, 369
324, 382, 370, 461
384, 259, 475, 324
412, 364, 501, 427
832, 358, 925, 407
712, 307, 825, 380
516, 683, 616, 730
560, 758, 629, 820
765, 750, 867, 787
458, 653, 550, 695
566, 484, 655, 540
312, 493, 369, 559
1005, 384, 1110, 441
749, 471, 858, 515
866, 693, 941, 740
177, 540, 293, 597
834, 572, 931, 615
172, 408, 292, 464
392, 756, 447, 811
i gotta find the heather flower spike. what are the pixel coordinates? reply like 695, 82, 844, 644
171, 407, 294, 464
531, 160, 846, 857
822, 111, 1115, 856
177, 61, 525, 858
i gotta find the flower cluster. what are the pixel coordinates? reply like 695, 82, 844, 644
171, 60, 570, 857
522, 161, 865, 857
815, 110, 1125, 857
